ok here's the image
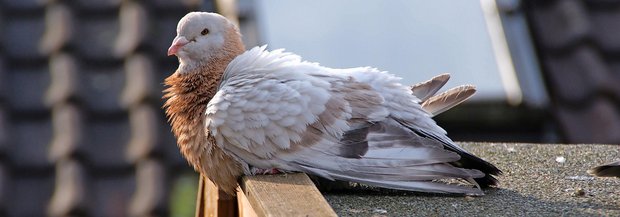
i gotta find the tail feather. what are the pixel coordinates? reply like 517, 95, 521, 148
414, 129, 502, 188
292, 119, 492, 195
421, 85, 476, 117
345, 164, 486, 181
410, 74, 499, 187
411, 73, 451, 102
452, 153, 500, 188
299, 165, 485, 195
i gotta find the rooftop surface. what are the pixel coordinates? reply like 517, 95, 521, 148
324, 143, 620, 216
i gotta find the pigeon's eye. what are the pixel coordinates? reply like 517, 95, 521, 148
201, 28, 209, 35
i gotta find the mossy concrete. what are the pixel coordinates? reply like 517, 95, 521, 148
323, 143, 620, 216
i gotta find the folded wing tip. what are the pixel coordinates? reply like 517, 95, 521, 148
588, 161, 620, 177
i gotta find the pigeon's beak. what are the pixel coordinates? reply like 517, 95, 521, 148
168, 36, 190, 56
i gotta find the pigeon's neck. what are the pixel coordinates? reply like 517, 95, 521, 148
163, 50, 242, 141
163, 29, 245, 140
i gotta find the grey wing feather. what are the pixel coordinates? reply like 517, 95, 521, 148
301, 165, 485, 195
291, 120, 487, 195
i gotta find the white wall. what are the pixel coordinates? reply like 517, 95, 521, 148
255, 0, 509, 102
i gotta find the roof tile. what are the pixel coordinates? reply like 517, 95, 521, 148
73, 0, 121, 11
0, 0, 207, 214
75, 17, 120, 60
9, 119, 53, 168
126, 105, 159, 162
0, 57, 5, 100
0, 107, 6, 153
529, 0, 590, 50
603, 59, 620, 99
153, 17, 185, 58
121, 54, 157, 107
7, 66, 50, 112
129, 159, 166, 216
0, 0, 44, 10
544, 46, 608, 103
589, 7, 620, 52
527, 0, 620, 143
161, 123, 186, 167
46, 53, 79, 106
49, 104, 84, 162
91, 175, 135, 217
151, 0, 201, 10
81, 65, 125, 113
47, 159, 88, 217
40, 4, 73, 55
3, 17, 46, 59
114, 2, 149, 57
584, 0, 620, 8
84, 118, 130, 168
6, 175, 54, 217
0, 164, 6, 214
555, 98, 620, 143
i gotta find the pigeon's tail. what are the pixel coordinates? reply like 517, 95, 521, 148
589, 161, 620, 177
411, 74, 476, 117
298, 164, 486, 196
301, 166, 484, 196
410, 74, 501, 188
411, 128, 502, 189
293, 120, 494, 196
443, 145, 502, 188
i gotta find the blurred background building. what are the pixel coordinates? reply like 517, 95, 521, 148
0, 0, 618, 216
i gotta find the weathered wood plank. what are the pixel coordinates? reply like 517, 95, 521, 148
237, 187, 259, 217
239, 173, 337, 217
216, 189, 237, 217
195, 175, 237, 217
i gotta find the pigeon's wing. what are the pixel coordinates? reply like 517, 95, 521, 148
207, 46, 338, 161
589, 161, 620, 177
335, 67, 501, 188
206, 46, 491, 195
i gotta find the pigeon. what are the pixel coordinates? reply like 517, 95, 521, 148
164, 12, 501, 196
589, 161, 620, 178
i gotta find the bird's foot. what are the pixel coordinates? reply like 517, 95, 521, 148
250, 167, 283, 175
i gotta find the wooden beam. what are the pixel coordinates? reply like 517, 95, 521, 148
194, 175, 204, 217
217, 190, 238, 217
236, 186, 258, 217
239, 173, 337, 217
195, 175, 238, 217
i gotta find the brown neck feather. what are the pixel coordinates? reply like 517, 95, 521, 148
162, 23, 246, 194
163, 28, 245, 148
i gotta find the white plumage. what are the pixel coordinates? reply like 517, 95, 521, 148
205, 46, 499, 195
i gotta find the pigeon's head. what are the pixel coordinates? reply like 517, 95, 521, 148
168, 12, 243, 71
